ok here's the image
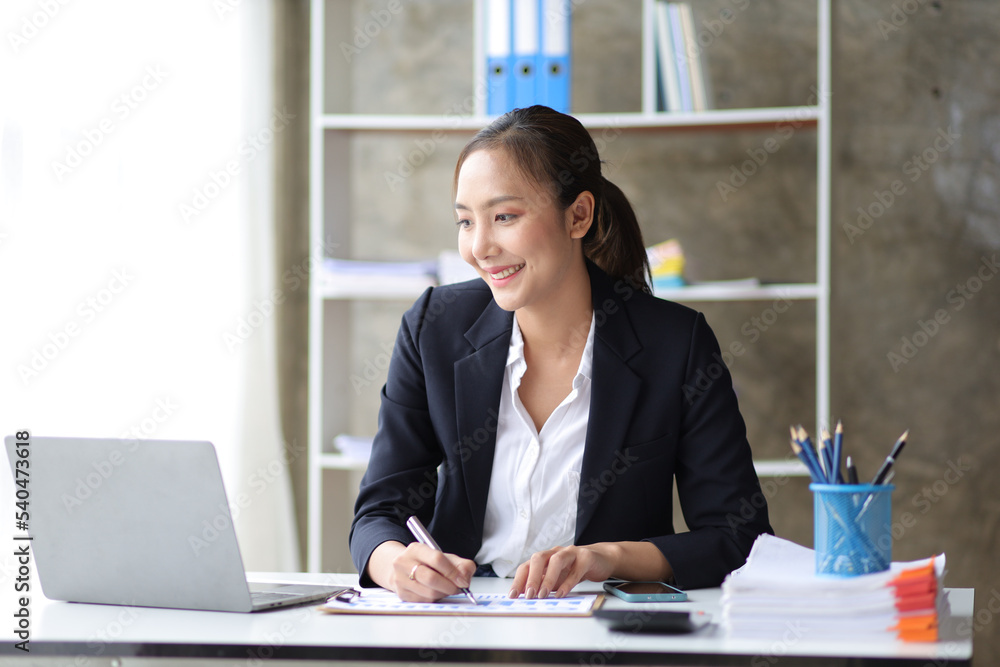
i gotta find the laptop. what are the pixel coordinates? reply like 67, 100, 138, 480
3, 435, 349, 612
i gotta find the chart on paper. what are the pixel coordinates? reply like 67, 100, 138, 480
321, 592, 603, 617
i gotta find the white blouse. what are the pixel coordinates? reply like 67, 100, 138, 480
474, 313, 596, 577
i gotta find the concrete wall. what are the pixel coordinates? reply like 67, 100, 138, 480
332, 0, 999, 659
831, 2, 1000, 662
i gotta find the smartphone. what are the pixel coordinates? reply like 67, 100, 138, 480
593, 608, 696, 633
603, 580, 687, 602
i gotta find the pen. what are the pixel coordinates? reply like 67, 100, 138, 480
405, 515, 478, 605
871, 430, 909, 485
846, 455, 858, 485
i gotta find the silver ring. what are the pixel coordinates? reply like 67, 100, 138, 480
408, 564, 420, 580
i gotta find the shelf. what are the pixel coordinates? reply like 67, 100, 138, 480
320, 281, 434, 300
316, 107, 820, 132
318, 453, 368, 472
318, 452, 805, 478
308, 0, 832, 573
654, 283, 822, 302
754, 459, 811, 478
320, 280, 822, 303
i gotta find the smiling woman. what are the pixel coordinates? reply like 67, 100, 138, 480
0, 0, 297, 572
350, 105, 773, 603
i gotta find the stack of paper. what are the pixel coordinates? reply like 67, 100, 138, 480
321, 258, 437, 296
721, 535, 945, 642
437, 249, 480, 285
332, 434, 374, 461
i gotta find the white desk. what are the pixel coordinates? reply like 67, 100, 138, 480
2, 574, 974, 666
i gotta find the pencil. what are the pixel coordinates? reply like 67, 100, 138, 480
790, 426, 823, 482
796, 425, 825, 483
819, 427, 834, 483
832, 420, 844, 484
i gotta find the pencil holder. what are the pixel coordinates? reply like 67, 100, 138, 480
810, 483, 894, 576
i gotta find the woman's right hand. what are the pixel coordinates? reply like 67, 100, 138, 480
368, 540, 477, 602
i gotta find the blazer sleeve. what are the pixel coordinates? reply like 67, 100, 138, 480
349, 287, 441, 586
648, 311, 772, 589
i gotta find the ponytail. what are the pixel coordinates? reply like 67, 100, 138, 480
455, 106, 651, 293
586, 176, 651, 294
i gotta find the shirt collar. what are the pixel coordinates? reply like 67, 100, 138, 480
506, 313, 596, 383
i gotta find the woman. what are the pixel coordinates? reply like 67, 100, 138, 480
349, 105, 772, 602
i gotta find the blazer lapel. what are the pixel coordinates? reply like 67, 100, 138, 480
576, 264, 644, 540
454, 300, 512, 541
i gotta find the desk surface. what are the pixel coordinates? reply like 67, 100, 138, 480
2, 573, 974, 666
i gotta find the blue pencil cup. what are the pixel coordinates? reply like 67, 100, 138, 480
810, 483, 894, 576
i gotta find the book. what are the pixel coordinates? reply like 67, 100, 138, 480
653, 1, 712, 112
654, 0, 681, 112
676, 2, 711, 111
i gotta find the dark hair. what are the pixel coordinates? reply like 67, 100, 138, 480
454, 105, 651, 293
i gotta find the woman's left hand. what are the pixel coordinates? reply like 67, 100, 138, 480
508, 541, 673, 599
508, 544, 618, 599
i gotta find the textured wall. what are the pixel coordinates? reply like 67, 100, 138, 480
831, 2, 1000, 662
330, 0, 999, 659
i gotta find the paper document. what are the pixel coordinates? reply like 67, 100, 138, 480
721, 534, 946, 642
321, 591, 602, 617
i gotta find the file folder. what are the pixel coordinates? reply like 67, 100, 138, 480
540, 0, 570, 112
486, 0, 513, 116
511, 0, 539, 109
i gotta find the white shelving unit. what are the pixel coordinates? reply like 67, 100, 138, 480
308, 0, 830, 573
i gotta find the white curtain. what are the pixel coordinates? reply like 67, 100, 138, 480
0, 0, 298, 573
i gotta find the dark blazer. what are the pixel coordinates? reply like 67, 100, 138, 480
350, 261, 772, 589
